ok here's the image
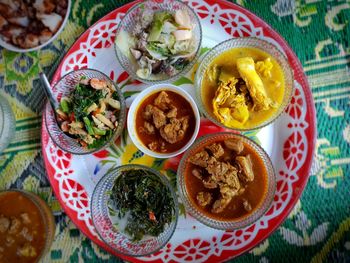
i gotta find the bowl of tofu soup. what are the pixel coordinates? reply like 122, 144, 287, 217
194, 37, 294, 131
177, 132, 276, 230
127, 84, 200, 158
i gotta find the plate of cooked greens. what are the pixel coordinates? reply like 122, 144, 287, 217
42, 0, 316, 262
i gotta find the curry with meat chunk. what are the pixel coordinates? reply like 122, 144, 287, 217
0, 191, 51, 263
184, 138, 268, 220
135, 90, 196, 153
202, 47, 285, 129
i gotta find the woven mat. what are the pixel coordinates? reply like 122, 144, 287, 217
0, 0, 349, 262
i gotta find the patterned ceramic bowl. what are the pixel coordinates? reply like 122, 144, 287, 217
91, 164, 179, 257
195, 37, 294, 131
127, 84, 200, 159
114, 0, 202, 84
44, 69, 126, 155
177, 132, 276, 230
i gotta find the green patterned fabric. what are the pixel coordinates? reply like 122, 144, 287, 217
0, 0, 349, 262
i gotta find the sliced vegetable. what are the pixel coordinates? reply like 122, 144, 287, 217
60, 98, 70, 113
83, 117, 94, 135
148, 12, 172, 41
93, 127, 107, 136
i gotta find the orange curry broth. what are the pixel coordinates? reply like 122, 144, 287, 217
0, 192, 46, 263
184, 140, 268, 221
135, 90, 196, 153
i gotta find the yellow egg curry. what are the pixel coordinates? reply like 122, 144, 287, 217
202, 47, 285, 129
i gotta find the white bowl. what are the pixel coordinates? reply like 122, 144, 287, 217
127, 84, 200, 159
0, 0, 71, 53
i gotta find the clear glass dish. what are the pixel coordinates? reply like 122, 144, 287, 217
177, 132, 276, 230
0, 92, 15, 154
44, 68, 126, 155
194, 37, 294, 131
91, 164, 179, 257
0, 189, 56, 261
114, 0, 202, 84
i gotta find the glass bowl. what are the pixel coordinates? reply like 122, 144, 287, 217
44, 68, 126, 155
177, 132, 276, 230
0, 92, 15, 154
127, 84, 200, 159
194, 37, 294, 131
91, 164, 179, 257
114, 0, 202, 84
0, 189, 56, 262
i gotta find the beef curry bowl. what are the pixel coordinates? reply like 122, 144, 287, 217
127, 84, 200, 158
177, 132, 276, 230
195, 37, 294, 131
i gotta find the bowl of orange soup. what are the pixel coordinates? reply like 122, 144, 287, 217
0, 190, 55, 262
127, 84, 200, 158
177, 132, 276, 230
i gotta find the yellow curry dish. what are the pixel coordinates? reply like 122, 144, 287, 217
197, 38, 293, 130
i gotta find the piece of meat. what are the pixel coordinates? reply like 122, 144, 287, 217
196, 192, 213, 207
154, 91, 170, 111
20, 227, 33, 241
212, 185, 237, 213
143, 121, 155, 135
8, 16, 29, 27
202, 177, 218, 189
148, 141, 158, 151
206, 157, 229, 177
137, 32, 148, 51
236, 57, 272, 111
180, 116, 189, 133
166, 106, 177, 118
224, 139, 244, 153
143, 104, 154, 121
192, 168, 203, 180
206, 143, 224, 158
159, 116, 189, 144
236, 155, 254, 182
152, 107, 167, 129
17, 243, 37, 257
0, 215, 10, 233
211, 196, 231, 213
8, 217, 21, 234
20, 213, 31, 224
243, 199, 252, 212
188, 150, 209, 167
222, 165, 240, 190
33, 0, 56, 14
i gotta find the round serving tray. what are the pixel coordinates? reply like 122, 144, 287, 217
41, 0, 316, 262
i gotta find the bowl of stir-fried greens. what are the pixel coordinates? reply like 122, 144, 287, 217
91, 164, 179, 257
44, 69, 126, 155
114, 0, 202, 83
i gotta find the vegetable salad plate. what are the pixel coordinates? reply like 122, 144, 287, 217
41, 0, 316, 262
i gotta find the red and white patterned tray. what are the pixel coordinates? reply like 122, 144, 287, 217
41, 0, 316, 262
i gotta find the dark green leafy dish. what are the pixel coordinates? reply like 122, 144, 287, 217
56, 77, 121, 149
108, 168, 176, 242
